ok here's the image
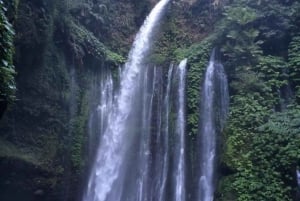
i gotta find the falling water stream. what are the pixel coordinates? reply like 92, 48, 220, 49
87, 70, 114, 160
83, 1, 170, 201
297, 169, 300, 189
157, 64, 173, 201
175, 59, 187, 201
82, 1, 230, 200
198, 51, 229, 201
84, 60, 189, 201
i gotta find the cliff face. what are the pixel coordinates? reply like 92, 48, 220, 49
0, 0, 130, 200
0, 0, 300, 201
0, 0, 214, 200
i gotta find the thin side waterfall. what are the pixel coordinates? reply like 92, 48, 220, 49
175, 59, 187, 201
297, 169, 300, 189
62, 68, 78, 201
149, 66, 164, 201
136, 66, 156, 201
87, 71, 114, 159
83, 0, 170, 201
198, 51, 229, 201
157, 64, 173, 201
297, 169, 300, 201
98, 73, 114, 139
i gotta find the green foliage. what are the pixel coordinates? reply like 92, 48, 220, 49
221, 103, 300, 201
176, 40, 212, 137
255, 109, 300, 174
233, 108, 300, 201
65, 18, 124, 65
2, 0, 19, 22
0, 1, 15, 104
254, 56, 288, 107
289, 36, 300, 80
229, 94, 269, 128
217, 3, 262, 65
151, 16, 190, 65
213, 1, 300, 200
223, 6, 258, 26
256, 56, 287, 88
289, 35, 300, 103
106, 50, 125, 65
68, 1, 109, 32
70, 89, 89, 172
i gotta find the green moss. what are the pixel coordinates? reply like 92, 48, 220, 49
106, 50, 126, 65
217, 175, 237, 201
178, 39, 212, 138
289, 35, 300, 104
66, 18, 125, 65
68, 82, 90, 172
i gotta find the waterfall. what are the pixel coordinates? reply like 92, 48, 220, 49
87, 70, 114, 160
147, 66, 165, 201
62, 68, 78, 201
156, 64, 173, 201
174, 59, 187, 201
198, 50, 229, 201
135, 66, 156, 201
83, 0, 170, 201
297, 169, 300, 189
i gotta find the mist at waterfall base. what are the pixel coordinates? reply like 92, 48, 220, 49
83, 0, 229, 200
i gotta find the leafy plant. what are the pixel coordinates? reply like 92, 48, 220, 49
289, 35, 300, 103
214, 1, 300, 200
0, 1, 16, 104
175, 40, 212, 137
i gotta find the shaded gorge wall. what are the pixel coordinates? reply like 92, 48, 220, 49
0, 0, 125, 200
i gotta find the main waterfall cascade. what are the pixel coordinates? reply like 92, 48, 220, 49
83, 0, 171, 201
198, 51, 229, 201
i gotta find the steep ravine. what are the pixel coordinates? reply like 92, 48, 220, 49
0, 0, 133, 200
1, 0, 300, 201
0, 0, 213, 200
